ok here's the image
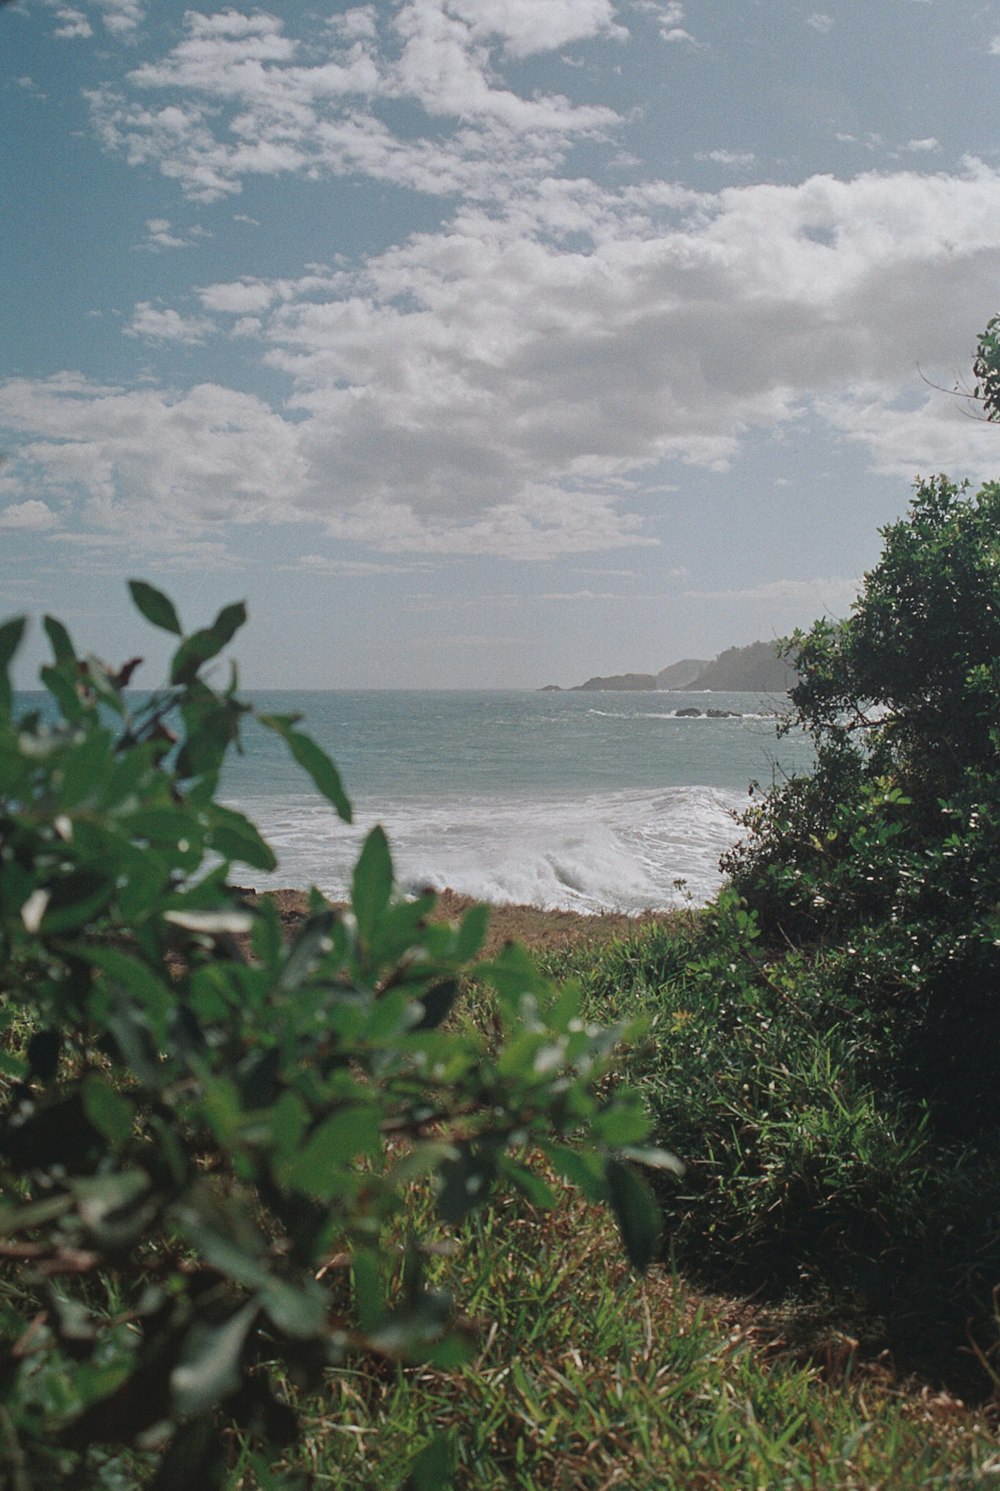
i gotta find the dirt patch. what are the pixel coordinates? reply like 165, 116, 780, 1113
233, 886, 683, 959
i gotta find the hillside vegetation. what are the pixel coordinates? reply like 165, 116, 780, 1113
569, 639, 797, 692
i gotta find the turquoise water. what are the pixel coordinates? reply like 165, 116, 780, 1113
219, 690, 812, 912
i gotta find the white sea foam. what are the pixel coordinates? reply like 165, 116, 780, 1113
218, 688, 811, 913
226, 784, 748, 913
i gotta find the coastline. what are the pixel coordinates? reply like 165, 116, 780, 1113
237, 886, 684, 958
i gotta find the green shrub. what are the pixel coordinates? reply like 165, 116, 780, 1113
554, 907, 1000, 1379
724, 475, 1000, 1131
555, 903, 922, 1280
0, 583, 672, 1489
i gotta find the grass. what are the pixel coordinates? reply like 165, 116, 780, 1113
6, 897, 998, 1488
231, 1185, 998, 1489
219, 903, 1000, 1490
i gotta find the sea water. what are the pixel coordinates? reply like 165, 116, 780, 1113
218, 691, 814, 913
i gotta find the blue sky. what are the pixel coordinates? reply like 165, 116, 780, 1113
4, 0, 1000, 687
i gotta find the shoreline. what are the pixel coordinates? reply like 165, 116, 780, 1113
237, 885, 686, 958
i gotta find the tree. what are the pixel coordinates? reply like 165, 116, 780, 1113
724, 475, 1000, 1130
972, 315, 1000, 422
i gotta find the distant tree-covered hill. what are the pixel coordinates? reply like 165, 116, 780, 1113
655, 658, 709, 689
564, 642, 797, 693
571, 672, 657, 691
685, 641, 797, 692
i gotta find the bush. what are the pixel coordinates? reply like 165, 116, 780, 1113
553, 906, 1000, 1388
549, 902, 927, 1282
0, 582, 672, 1489
723, 475, 1000, 1130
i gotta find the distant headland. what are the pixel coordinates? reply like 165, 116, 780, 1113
543, 640, 798, 694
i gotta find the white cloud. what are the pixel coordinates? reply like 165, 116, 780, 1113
52, 8, 93, 40
806, 13, 834, 34
86, 4, 618, 202
685, 577, 859, 610
280, 554, 419, 575
136, 217, 201, 251
92, 0, 144, 37
904, 137, 940, 153
125, 303, 215, 343
539, 589, 620, 600
696, 149, 756, 167
326, 7, 380, 44
442, 0, 627, 59
0, 500, 57, 531
6, 162, 1000, 561
635, 2, 695, 44
15, 0, 1000, 571
198, 277, 283, 314
0, 375, 306, 556
48, 0, 143, 38
815, 388, 1000, 481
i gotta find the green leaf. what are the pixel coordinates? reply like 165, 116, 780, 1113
43, 613, 76, 666
352, 826, 393, 940
277, 907, 339, 993
82, 1074, 134, 1145
591, 1103, 652, 1147
267, 1091, 309, 1161
38, 870, 115, 933
173, 1196, 271, 1291
203, 802, 277, 872
606, 1158, 660, 1272
499, 1156, 555, 1210
170, 1301, 259, 1419
540, 1143, 606, 1200
40, 662, 84, 721
259, 714, 352, 822
170, 601, 247, 685
436, 1146, 497, 1224
453, 902, 489, 961
76, 945, 175, 1032
406, 1431, 456, 1491
123, 806, 201, 847
0, 1193, 75, 1236
0, 615, 26, 713
475, 941, 550, 1014
259, 1277, 327, 1339
251, 895, 283, 969
617, 1144, 684, 1176
352, 1248, 385, 1334
71, 1171, 156, 1251
282, 1107, 381, 1198
413, 979, 459, 1031
128, 579, 183, 636
57, 724, 116, 808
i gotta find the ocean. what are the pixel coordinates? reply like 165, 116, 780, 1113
218, 690, 814, 913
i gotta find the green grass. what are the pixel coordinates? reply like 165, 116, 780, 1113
7, 912, 998, 1489
220, 913, 1000, 1489
229, 1186, 997, 1489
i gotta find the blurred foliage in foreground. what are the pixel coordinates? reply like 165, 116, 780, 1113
0, 582, 672, 1489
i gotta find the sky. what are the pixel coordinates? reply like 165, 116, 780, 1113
4, 0, 1000, 688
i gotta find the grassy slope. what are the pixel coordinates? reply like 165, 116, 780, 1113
233, 894, 999, 1490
